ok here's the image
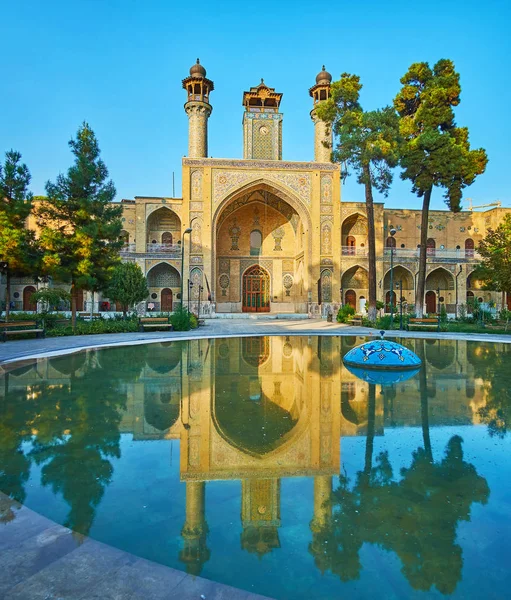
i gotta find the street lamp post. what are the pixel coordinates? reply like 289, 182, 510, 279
389, 227, 397, 329
399, 279, 403, 330
180, 227, 193, 310
198, 284, 203, 318
188, 280, 193, 312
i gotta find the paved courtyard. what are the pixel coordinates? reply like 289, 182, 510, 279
1, 318, 510, 367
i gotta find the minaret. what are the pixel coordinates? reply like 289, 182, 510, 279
242, 80, 283, 160
182, 59, 214, 158
179, 481, 210, 575
309, 66, 333, 163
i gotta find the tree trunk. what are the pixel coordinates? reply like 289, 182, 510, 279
364, 168, 377, 322
71, 281, 77, 331
123, 305, 127, 320
415, 186, 433, 318
5, 270, 11, 322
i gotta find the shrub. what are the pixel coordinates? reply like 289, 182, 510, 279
190, 314, 198, 329
336, 304, 355, 323
440, 304, 448, 323
170, 305, 192, 331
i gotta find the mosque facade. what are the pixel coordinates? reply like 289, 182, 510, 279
4, 59, 511, 315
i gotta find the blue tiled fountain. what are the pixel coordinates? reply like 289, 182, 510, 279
343, 331, 421, 385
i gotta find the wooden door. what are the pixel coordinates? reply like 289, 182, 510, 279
243, 266, 270, 313
425, 290, 436, 314
345, 289, 356, 309
385, 290, 396, 312
23, 286, 37, 311
161, 232, 173, 246
427, 238, 436, 257
346, 236, 356, 255
465, 238, 474, 258
467, 291, 475, 313
161, 288, 173, 311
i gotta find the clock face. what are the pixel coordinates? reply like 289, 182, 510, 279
259, 125, 268, 135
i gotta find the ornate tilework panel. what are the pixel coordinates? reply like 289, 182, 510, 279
321, 221, 332, 254
190, 268, 203, 300
321, 269, 332, 302
147, 263, 180, 287
191, 219, 202, 254
213, 169, 312, 207
191, 169, 203, 200
217, 192, 300, 233
321, 175, 333, 204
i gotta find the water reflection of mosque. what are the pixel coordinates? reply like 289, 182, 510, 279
1, 336, 503, 581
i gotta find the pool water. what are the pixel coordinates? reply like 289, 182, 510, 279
1, 336, 511, 599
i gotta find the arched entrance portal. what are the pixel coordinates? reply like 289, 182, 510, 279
23, 286, 36, 311
214, 182, 310, 314
161, 288, 173, 311
425, 290, 436, 314
242, 266, 270, 312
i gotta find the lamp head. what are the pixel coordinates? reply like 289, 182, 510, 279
184, 227, 192, 234
390, 228, 397, 237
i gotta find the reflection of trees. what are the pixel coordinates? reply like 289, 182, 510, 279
310, 381, 490, 594
1, 353, 126, 534
29, 363, 126, 535
0, 375, 36, 522
469, 343, 511, 437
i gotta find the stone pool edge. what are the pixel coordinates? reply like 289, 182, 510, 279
0, 492, 273, 600
2, 319, 511, 369
0, 319, 511, 374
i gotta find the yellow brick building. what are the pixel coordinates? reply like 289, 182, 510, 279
4, 59, 511, 315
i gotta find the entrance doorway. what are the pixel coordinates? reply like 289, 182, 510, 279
345, 289, 356, 309
23, 286, 37, 311
425, 290, 436, 314
385, 291, 396, 312
161, 288, 173, 311
242, 266, 270, 312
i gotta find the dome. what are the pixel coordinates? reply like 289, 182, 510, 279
190, 58, 206, 78
316, 65, 332, 84
343, 333, 422, 371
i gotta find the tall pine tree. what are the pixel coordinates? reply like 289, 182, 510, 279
317, 74, 400, 321
394, 60, 488, 317
0, 150, 38, 321
37, 123, 123, 328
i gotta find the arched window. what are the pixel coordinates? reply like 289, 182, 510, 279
427, 238, 436, 256
250, 230, 262, 256
465, 238, 475, 258
346, 236, 356, 255
386, 236, 396, 248
161, 232, 173, 246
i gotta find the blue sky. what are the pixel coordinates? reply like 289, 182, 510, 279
1, 0, 509, 210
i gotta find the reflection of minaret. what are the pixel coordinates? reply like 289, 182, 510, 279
179, 482, 210, 575
309, 475, 333, 573
240, 479, 281, 557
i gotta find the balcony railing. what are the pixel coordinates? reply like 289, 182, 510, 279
119, 243, 182, 257
340, 246, 480, 261
341, 246, 369, 256
383, 248, 480, 261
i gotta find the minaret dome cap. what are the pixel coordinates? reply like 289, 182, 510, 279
190, 58, 206, 78
316, 65, 332, 84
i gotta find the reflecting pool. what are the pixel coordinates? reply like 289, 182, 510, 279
1, 336, 511, 599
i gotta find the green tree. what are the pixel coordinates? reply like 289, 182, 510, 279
317, 74, 400, 321
106, 261, 148, 317
474, 214, 511, 301
0, 150, 39, 321
30, 287, 71, 312
37, 123, 123, 329
394, 60, 488, 317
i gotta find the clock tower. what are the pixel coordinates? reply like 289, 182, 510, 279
242, 80, 283, 160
